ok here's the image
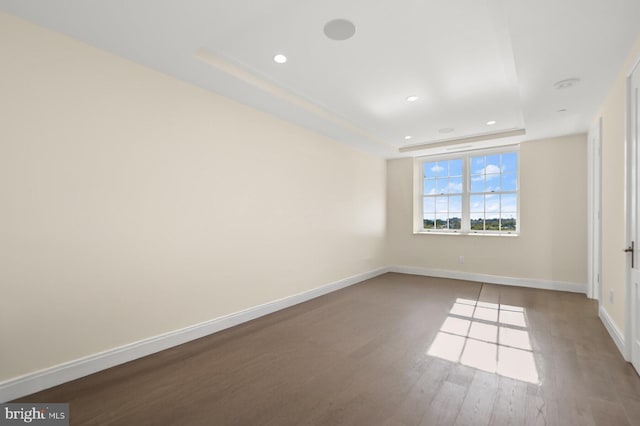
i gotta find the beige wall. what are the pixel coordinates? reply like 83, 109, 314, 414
596, 35, 640, 333
387, 134, 588, 286
0, 13, 387, 381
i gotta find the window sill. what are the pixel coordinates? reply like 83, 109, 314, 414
414, 230, 519, 237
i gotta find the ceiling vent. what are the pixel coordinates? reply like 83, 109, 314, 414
554, 78, 580, 90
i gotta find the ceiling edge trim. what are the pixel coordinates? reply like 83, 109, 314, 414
195, 48, 390, 149
399, 128, 526, 153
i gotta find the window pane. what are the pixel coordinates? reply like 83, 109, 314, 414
485, 217, 500, 231
436, 213, 448, 229
424, 161, 438, 178
423, 197, 435, 214
485, 174, 501, 192
449, 196, 462, 212
435, 161, 447, 177
424, 215, 435, 229
501, 214, 517, 231
471, 215, 485, 230
501, 194, 517, 212
448, 177, 463, 193
485, 194, 500, 215
470, 195, 484, 213
486, 155, 500, 172
485, 194, 500, 231
449, 159, 463, 177
436, 196, 448, 213
471, 156, 485, 174
470, 176, 484, 193
449, 214, 462, 229
436, 178, 449, 194
424, 179, 436, 195
502, 152, 517, 173
502, 173, 517, 191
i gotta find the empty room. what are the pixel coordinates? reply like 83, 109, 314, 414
2, 0, 640, 425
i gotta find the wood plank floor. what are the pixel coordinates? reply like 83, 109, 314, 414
15, 273, 640, 425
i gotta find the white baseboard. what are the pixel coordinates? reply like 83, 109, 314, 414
389, 265, 587, 294
0, 267, 389, 403
598, 305, 628, 360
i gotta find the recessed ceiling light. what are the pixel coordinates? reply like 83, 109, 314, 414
273, 54, 287, 64
486, 120, 497, 125
404, 135, 412, 140
439, 128, 454, 134
323, 19, 356, 41
557, 108, 567, 112
406, 96, 419, 102
554, 78, 580, 90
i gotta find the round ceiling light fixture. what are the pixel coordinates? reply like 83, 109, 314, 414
273, 54, 287, 64
404, 135, 412, 140
406, 95, 419, 102
554, 78, 580, 90
323, 19, 356, 41
438, 128, 455, 134
486, 120, 497, 125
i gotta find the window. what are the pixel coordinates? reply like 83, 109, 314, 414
422, 158, 463, 230
418, 148, 518, 234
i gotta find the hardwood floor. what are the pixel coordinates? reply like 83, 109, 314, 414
15, 273, 640, 425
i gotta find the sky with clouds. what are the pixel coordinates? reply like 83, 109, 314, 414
423, 153, 517, 222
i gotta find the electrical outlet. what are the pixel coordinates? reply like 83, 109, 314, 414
459, 256, 464, 264
609, 290, 614, 304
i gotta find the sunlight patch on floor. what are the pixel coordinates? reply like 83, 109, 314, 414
427, 298, 539, 384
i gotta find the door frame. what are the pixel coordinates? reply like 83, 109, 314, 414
625, 53, 640, 364
588, 118, 602, 301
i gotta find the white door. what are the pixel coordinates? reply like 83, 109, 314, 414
628, 59, 640, 374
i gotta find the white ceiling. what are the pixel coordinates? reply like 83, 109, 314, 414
1, 0, 639, 158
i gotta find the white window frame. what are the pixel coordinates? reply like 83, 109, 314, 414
414, 146, 520, 236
